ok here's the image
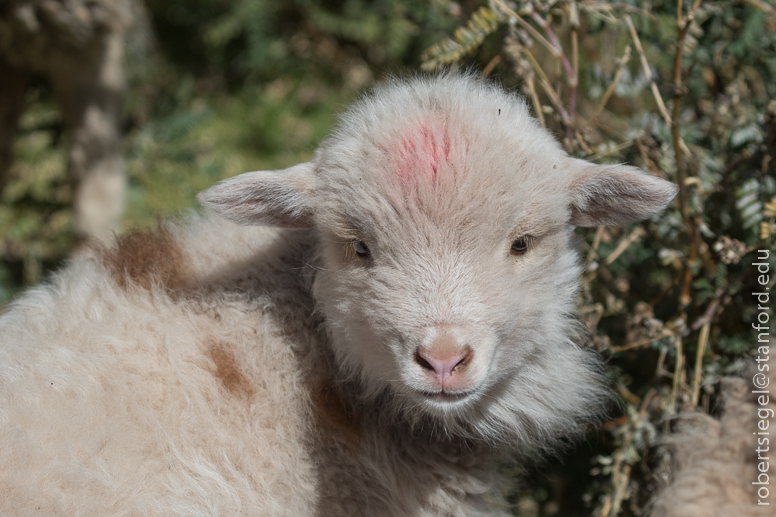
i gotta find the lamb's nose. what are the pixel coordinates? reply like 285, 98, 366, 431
414, 346, 472, 382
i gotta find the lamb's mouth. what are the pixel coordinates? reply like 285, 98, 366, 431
417, 389, 472, 403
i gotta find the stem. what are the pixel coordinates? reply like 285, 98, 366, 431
670, 335, 685, 413
605, 227, 646, 265
590, 45, 632, 125
530, 12, 575, 79
625, 16, 673, 127
674, 0, 703, 313
491, 0, 558, 58
570, 1, 580, 132
521, 47, 570, 122
689, 288, 724, 331
691, 321, 710, 406
588, 139, 636, 161
672, 35, 687, 228
586, 226, 605, 265
480, 54, 502, 78
609, 330, 673, 353
677, 0, 684, 26
678, 223, 699, 310
529, 10, 577, 135
525, 75, 545, 128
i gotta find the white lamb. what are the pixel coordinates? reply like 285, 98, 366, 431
0, 75, 677, 516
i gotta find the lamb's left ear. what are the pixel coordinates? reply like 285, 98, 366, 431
566, 159, 678, 227
197, 162, 316, 227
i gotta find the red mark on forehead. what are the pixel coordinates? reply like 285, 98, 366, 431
390, 121, 451, 184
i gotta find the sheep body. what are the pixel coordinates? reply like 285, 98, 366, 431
0, 220, 320, 515
0, 75, 677, 515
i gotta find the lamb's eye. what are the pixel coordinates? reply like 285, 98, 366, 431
510, 237, 528, 256
355, 241, 371, 258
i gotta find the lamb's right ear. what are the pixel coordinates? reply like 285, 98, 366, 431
566, 160, 678, 227
197, 162, 316, 227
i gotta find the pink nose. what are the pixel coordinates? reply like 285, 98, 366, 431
414, 346, 472, 385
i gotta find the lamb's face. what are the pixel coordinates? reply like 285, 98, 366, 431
312, 111, 580, 422
198, 76, 677, 444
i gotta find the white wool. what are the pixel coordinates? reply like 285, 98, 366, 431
0, 75, 677, 516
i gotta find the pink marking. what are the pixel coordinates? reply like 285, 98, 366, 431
391, 121, 451, 184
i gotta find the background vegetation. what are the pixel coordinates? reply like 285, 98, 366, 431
2, 0, 775, 515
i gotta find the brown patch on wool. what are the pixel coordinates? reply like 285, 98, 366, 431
101, 227, 190, 293
310, 378, 363, 448
207, 342, 256, 400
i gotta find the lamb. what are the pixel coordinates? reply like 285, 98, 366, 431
0, 75, 677, 516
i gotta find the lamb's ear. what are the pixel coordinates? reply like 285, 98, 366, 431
567, 160, 678, 227
197, 162, 316, 227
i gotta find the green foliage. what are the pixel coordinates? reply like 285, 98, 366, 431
124, 80, 347, 229
420, 4, 506, 70
0, 99, 72, 287
145, 0, 458, 84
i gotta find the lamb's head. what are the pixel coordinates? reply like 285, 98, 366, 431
199, 75, 677, 447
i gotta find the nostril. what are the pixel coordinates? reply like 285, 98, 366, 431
414, 351, 435, 371
453, 349, 472, 371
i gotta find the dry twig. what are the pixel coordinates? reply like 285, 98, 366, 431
589, 45, 632, 126
605, 227, 646, 265
480, 54, 502, 78
690, 321, 710, 406
670, 335, 685, 413
525, 75, 545, 128
624, 15, 673, 129
609, 330, 674, 353
490, 0, 558, 57
520, 47, 570, 121
586, 226, 606, 265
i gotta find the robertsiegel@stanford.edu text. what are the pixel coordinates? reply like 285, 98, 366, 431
753, 249, 772, 507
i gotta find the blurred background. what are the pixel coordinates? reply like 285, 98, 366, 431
1, 0, 775, 515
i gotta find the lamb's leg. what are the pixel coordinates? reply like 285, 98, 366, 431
50, 32, 126, 243
0, 57, 29, 193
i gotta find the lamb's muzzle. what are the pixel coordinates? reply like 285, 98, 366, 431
414, 329, 475, 391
